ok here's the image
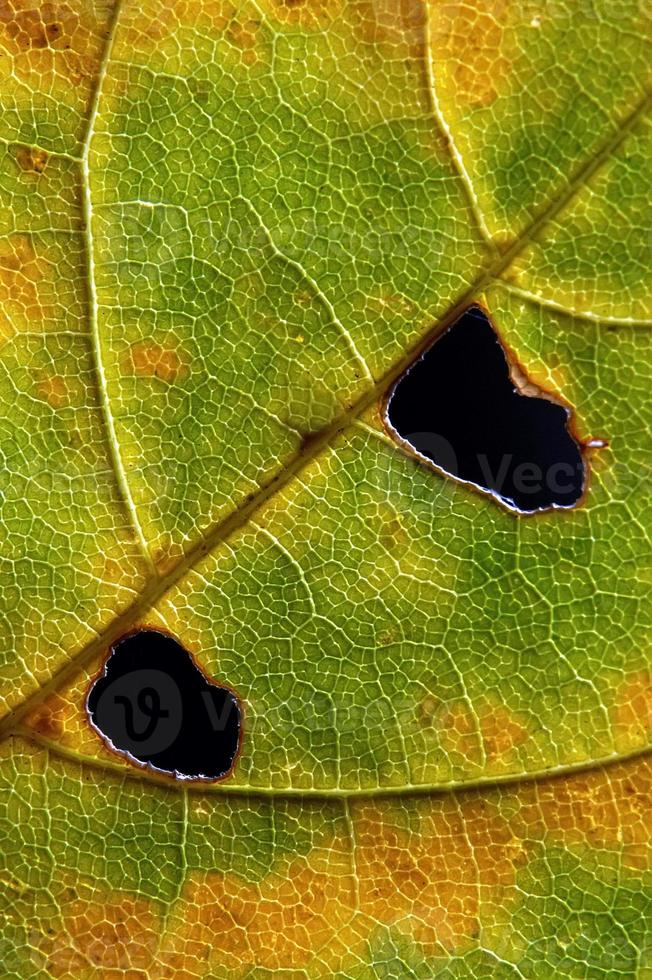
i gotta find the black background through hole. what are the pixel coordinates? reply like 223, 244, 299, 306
386, 306, 585, 512
87, 629, 241, 780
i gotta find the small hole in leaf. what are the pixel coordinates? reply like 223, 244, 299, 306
385, 306, 592, 514
86, 629, 241, 781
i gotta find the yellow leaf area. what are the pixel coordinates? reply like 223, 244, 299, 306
3, 733, 651, 977
0, 0, 116, 152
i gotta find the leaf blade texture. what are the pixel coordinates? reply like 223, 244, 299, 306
0, 0, 651, 974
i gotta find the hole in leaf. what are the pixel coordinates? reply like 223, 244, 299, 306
385, 306, 591, 514
86, 629, 241, 781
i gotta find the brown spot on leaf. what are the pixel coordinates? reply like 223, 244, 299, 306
226, 13, 260, 64
34, 374, 69, 408
24, 694, 67, 740
15, 144, 49, 174
0, 0, 111, 110
102, 556, 124, 582
0, 1, 50, 51
126, 341, 190, 384
0, 1, 87, 56
377, 626, 400, 647
65, 48, 98, 85
377, 504, 407, 551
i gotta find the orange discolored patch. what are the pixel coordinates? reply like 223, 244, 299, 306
0, 233, 39, 275
158, 794, 529, 974
114, 0, 258, 61
42, 888, 160, 979
428, 697, 528, 770
226, 12, 260, 64
15, 740, 652, 974
159, 842, 356, 974
429, 0, 512, 108
0, 234, 53, 337
354, 801, 478, 951
15, 144, 49, 174
480, 700, 528, 762
126, 341, 190, 384
612, 671, 652, 752
515, 755, 652, 872
436, 700, 482, 763
22, 669, 116, 759
354, 796, 526, 955
34, 374, 70, 408
24, 693, 68, 740
22, 682, 102, 756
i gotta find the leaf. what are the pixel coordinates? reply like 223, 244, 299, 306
0, 0, 650, 975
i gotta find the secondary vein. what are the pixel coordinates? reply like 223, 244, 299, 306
81, 0, 157, 576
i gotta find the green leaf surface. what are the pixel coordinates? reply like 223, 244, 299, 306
0, 0, 651, 975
